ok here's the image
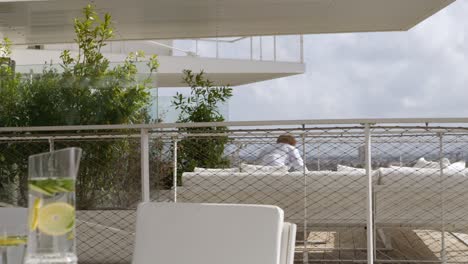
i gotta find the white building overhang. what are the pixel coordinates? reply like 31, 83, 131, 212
155, 56, 305, 87
12, 49, 305, 87
0, 0, 455, 44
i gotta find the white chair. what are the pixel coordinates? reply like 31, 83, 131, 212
280, 222, 297, 264
132, 202, 296, 264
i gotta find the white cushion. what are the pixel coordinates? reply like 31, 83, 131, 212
441, 158, 451, 168
337, 164, 365, 173
378, 166, 465, 186
194, 167, 240, 173
132, 202, 284, 264
241, 163, 289, 173
448, 161, 465, 171
413, 157, 448, 169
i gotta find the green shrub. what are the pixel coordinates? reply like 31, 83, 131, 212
0, 5, 159, 208
172, 70, 232, 184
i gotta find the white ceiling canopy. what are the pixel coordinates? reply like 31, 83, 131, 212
0, 0, 455, 44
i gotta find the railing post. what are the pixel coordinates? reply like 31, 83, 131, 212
300, 34, 304, 63
235, 142, 242, 167
301, 125, 308, 264
259, 36, 263, 61
29, 69, 34, 84
172, 138, 178, 202
216, 37, 219, 59
317, 144, 320, 171
438, 133, 447, 264
250, 37, 253, 60
140, 128, 150, 202
48, 138, 54, 152
273, 35, 277, 61
364, 123, 374, 264
195, 39, 199, 55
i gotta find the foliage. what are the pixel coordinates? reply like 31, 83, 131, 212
172, 70, 232, 184
173, 70, 232, 123
0, 38, 25, 205
0, 38, 21, 126
0, 5, 159, 208
0, 37, 12, 57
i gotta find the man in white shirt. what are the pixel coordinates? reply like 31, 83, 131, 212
259, 135, 308, 172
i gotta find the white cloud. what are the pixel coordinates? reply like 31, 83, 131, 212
229, 0, 468, 121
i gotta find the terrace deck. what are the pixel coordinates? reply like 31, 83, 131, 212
295, 228, 468, 263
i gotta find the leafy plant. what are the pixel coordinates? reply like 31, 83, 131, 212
172, 70, 232, 184
0, 5, 159, 208
173, 70, 232, 123
0, 38, 22, 128
0, 37, 12, 58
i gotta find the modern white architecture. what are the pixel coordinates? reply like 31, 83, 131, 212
0, 1, 459, 264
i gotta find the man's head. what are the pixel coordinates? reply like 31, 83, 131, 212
277, 134, 297, 146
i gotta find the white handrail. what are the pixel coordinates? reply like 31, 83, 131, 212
185, 35, 303, 63
2, 117, 468, 132
194, 37, 248, 43
146, 41, 197, 57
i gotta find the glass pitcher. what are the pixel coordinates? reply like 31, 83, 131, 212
25, 148, 82, 264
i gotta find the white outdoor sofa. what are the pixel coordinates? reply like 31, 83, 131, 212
375, 167, 468, 230
178, 167, 468, 230
178, 171, 371, 225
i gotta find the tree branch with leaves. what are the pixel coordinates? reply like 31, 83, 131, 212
171, 70, 233, 184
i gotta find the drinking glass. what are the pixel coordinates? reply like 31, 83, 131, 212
0, 208, 28, 264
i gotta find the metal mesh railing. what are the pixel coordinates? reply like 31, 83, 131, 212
371, 128, 468, 262
1, 120, 468, 263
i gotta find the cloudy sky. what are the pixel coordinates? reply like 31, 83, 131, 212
164, 0, 467, 122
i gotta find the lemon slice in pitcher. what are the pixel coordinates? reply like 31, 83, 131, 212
38, 202, 75, 236
29, 198, 42, 231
